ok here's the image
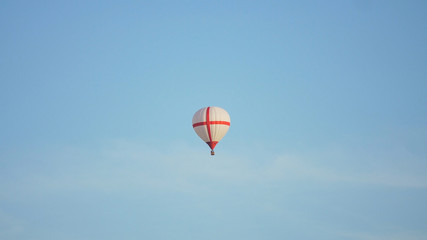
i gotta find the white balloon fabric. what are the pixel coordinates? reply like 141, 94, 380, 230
192, 106, 230, 155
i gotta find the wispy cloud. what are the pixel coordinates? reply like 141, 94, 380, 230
336, 230, 427, 240
1, 139, 427, 240
0, 209, 24, 239
261, 154, 427, 188
2, 139, 426, 201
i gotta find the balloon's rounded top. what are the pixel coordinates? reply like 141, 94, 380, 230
192, 106, 230, 125
192, 107, 230, 155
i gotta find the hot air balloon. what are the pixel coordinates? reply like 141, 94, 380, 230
192, 106, 230, 155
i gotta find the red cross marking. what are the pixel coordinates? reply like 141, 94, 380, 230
192, 107, 230, 150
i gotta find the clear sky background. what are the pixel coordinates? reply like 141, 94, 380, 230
1, 1, 427, 239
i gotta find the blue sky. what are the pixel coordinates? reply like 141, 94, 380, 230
1, 1, 426, 239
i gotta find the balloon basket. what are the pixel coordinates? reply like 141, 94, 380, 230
211, 150, 215, 156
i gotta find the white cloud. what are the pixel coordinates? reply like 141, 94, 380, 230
261, 154, 427, 188
1, 138, 426, 202
0, 209, 24, 239
1, 139, 427, 240
336, 230, 427, 240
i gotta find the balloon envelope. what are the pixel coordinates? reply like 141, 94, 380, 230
192, 106, 230, 152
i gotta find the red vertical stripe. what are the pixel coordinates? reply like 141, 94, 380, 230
206, 107, 212, 145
